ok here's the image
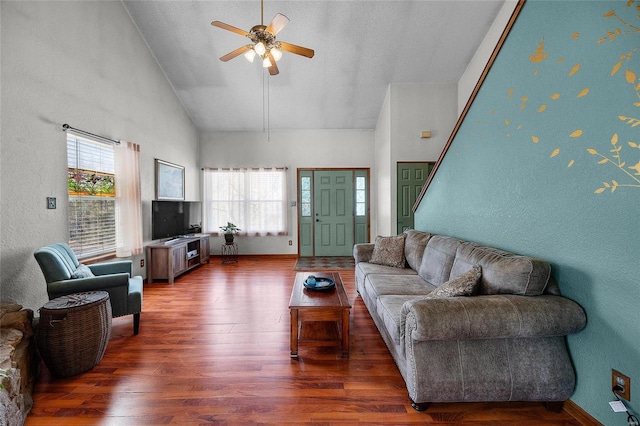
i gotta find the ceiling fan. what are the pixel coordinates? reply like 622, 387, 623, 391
211, 0, 314, 76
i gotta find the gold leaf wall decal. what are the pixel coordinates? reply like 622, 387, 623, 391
529, 39, 550, 63
577, 88, 590, 98
569, 64, 581, 76
625, 69, 637, 84
612, 61, 623, 76
570, 130, 583, 138
551, 148, 560, 157
532, 136, 540, 143
552, 93, 561, 99
568, 160, 575, 167
505, 119, 510, 126
572, 33, 580, 39
558, 57, 565, 63
538, 104, 547, 112
507, 88, 514, 99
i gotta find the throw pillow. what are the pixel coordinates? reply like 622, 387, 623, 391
72, 264, 95, 279
424, 264, 481, 299
369, 234, 407, 268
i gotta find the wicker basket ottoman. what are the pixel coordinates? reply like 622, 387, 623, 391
37, 291, 112, 378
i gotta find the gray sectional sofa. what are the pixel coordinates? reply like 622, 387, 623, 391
353, 230, 587, 411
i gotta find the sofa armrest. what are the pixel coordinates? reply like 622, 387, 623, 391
89, 260, 133, 276
353, 243, 375, 263
47, 273, 131, 300
402, 294, 586, 342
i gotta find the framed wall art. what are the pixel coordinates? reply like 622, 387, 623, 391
155, 159, 184, 200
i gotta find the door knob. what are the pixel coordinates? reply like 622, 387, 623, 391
316, 219, 320, 222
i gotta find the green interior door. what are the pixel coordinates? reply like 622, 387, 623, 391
313, 170, 354, 256
397, 162, 434, 233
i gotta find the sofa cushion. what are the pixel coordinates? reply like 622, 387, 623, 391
366, 274, 435, 299
377, 295, 420, 346
356, 261, 418, 286
418, 235, 463, 286
71, 264, 95, 279
370, 234, 407, 268
424, 265, 481, 299
451, 242, 550, 296
403, 230, 432, 272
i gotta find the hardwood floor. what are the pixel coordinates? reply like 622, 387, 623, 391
27, 256, 583, 425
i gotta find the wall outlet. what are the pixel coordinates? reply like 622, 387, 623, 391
613, 369, 631, 401
46, 197, 56, 209
140, 259, 145, 268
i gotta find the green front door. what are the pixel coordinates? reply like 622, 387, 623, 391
314, 170, 354, 256
397, 162, 434, 232
299, 169, 368, 257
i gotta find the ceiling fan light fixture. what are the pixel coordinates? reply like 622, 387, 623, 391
244, 48, 256, 63
262, 56, 272, 68
254, 41, 266, 56
271, 47, 282, 62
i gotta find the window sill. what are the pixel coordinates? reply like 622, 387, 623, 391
80, 252, 117, 265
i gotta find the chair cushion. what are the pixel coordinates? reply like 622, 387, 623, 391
369, 234, 407, 268
71, 264, 95, 278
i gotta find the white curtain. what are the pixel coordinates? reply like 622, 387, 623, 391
114, 141, 143, 257
202, 167, 288, 236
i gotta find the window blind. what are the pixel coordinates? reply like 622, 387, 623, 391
67, 134, 116, 258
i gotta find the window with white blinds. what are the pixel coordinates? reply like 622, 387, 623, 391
67, 134, 116, 258
202, 167, 288, 236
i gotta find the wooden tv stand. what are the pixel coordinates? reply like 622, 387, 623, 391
146, 234, 210, 283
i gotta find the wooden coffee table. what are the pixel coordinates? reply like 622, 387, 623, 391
289, 272, 351, 358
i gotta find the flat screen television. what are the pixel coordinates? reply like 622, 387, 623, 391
152, 200, 202, 240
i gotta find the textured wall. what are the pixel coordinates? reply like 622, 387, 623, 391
199, 129, 374, 254
0, 1, 198, 311
416, 1, 639, 423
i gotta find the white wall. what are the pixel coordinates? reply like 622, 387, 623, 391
390, 83, 458, 232
0, 1, 198, 311
458, 0, 519, 114
374, 83, 458, 236
374, 87, 392, 236
199, 130, 375, 254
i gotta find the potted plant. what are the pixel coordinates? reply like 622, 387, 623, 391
220, 222, 241, 244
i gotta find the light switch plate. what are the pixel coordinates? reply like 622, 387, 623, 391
47, 197, 56, 209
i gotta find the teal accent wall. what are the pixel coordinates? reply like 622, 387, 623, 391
415, 1, 639, 423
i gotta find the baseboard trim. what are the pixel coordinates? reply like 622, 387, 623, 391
564, 399, 603, 426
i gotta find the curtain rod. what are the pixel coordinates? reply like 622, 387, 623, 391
62, 124, 121, 145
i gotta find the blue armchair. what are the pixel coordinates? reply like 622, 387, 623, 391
34, 243, 143, 335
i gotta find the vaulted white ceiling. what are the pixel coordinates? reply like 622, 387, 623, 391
123, 0, 504, 131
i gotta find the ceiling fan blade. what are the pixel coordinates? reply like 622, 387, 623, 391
220, 45, 251, 62
266, 13, 289, 36
267, 52, 279, 76
211, 21, 249, 37
279, 41, 314, 58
